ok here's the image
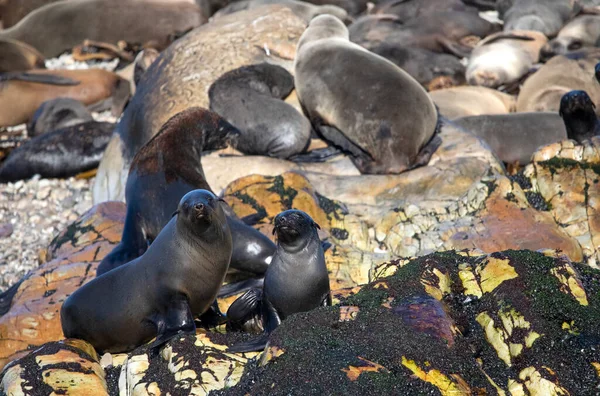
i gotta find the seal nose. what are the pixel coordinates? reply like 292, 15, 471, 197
194, 203, 205, 212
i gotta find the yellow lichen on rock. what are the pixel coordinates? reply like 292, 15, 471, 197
458, 263, 483, 298
421, 268, 452, 301
479, 257, 518, 294
550, 262, 589, 306
401, 357, 471, 395
259, 345, 285, 366
517, 367, 570, 395
342, 357, 389, 381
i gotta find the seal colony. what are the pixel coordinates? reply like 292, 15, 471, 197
4, 0, 600, 382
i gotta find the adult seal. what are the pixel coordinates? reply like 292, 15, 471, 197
540, 15, 600, 61
429, 86, 516, 119
559, 90, 600, 143
501, 0, 577, 37
451, 112, 567, 164
0, 38, 45, 73
227, 210, 331, 352
61, 189, 232, 353
209, 63, 312, 159
0, 0, 207, 57
96, 107, 276, 281
295, 14, 440, 174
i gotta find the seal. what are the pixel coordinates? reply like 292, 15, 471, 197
227, 209, 331, 352
27, 97, 93, 137
295, 14, 440, 174
371, 0, 478, 22
212, 0, 349, 22
0, 0, 207, 57
559, 90, 600, 143
61, 189, 232, 353
209, 63, 312, 159
367, 43, 466, 91
502, 0, 577, 37
0, 121, 115, 183
430, 86, 516, 119
540, 15, 600, 61
466, 30, 547, 89
0, 69, 130, 127
0, 38, 45, 73
451, 112, 567, 164
516, 49, 600, 114
96, 107, 276, 281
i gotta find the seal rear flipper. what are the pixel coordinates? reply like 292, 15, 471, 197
315, 124, 372, 162
148, 294, 196, 355
289, 146, 343, 163
218, 277, 264, 298
436, 37, 472, 58
227, 288, 263, 322
411, 133, 442, 170
0, 72, 80, 86
227, 333, 269, 353
321, 292, 332, 307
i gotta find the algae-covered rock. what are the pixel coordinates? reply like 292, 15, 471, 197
222, 250, 600, 395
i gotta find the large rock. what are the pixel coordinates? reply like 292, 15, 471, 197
221, 250, 600, 395
0, 202, 126, 371
93, 5, 310, 204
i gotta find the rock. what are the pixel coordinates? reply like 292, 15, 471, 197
0, 202, 126, 371
221, 250, 600, 395
0, 224, 13, 239
93, 5, 310, 204
518, 137, 600, 268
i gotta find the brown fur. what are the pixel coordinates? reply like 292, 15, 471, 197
0, 69, 130, 127
0, 38, 45, 73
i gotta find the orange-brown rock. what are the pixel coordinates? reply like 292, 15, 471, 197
0, 202, 126, 371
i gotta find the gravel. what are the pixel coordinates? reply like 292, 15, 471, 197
0, 54, 120, 293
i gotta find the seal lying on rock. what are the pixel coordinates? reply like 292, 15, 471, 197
27, 97, 93, 137
0, 69, 130, 127
540, 15, 600, 61
61, 189, 232, 353
295, 14, 440, 174
209, 63, 312, 159
96, 108, 276, 282
430, 86, 516, 119
212, 0, 349, 22
502, 0, 577, 37
559, 90, 600, 143
0, 121, 115, 183
0, 38, 45, 73
227, 210, 331, 352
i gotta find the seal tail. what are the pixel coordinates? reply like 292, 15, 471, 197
0, 72, 80, 86
227, 333, 269, 353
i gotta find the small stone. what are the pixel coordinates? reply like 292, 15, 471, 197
0, 223, 13, 238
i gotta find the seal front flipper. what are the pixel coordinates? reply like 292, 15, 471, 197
148, 293, 196, 355
226, 288, 263, 332
322, 292, 332, 307
411, 133, 442, 170
218, 277, 264, 298
289, 146, 343, 163
227, 295, 281, 353
316, 124, 372, 162
0, 72, 80, 86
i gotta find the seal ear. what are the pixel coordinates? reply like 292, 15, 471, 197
171, 210, 180, 218
312, 221, 321, 230
218, 198, 227, 203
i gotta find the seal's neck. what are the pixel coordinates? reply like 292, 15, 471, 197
279, 231, 319, 256
564, 110, 598, 143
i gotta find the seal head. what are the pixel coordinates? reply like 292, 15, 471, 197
559, 90, 600, 143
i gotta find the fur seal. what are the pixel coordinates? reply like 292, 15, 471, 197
502, 0, 577, 37
227, 209, 331, 352
209, 63, 312, 159
27, 98, 93, 137
429, 86, 516, 119
96, 108, 276, 280
367, 43, 466, 91
295, 14, 440, 174
451, 112, 567, 164
540, 15, 600, 61
61, 189, 232, 353
0, 38, 45, 73
0, 0, 207, 57
466, 30, 547, 89
517, 49, 600, 114
212, 0, 349, 21
0, 69, 130, 127
349, 11, 498, 58
0, 121, 114, 183
371, 0, 478, 22
559, 90, 600, 143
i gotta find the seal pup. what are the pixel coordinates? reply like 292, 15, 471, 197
61, 189, 232, 353
27, 98, 93, 137
0, 0, 207, 57
0, 38, 45, 73
559, 90, 600, 143
540, 15, 600, 61
0, 122, 114, 183
502, 0, 577, 37
209, 63, 312, 159
429, 86, 516, 119
0, 69, 130, 127
466, 30, 547, 89
295, 14, 440, 174
451, 112, 567, 164
227, 210, 331, 352
517, 49, 600, 115
96, 108, 276, 280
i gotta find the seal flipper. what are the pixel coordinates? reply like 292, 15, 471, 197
411, 133, 442, 170
226, 288, 263, 332
218, 277, 264, 298
316, 124, 372, 163
322, 292, 332, 307
0, 72, 80, 86
148, 293, 196, 355
195, 300, 227, 329
289, 146, 343, 163
227, 295, 281, 353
